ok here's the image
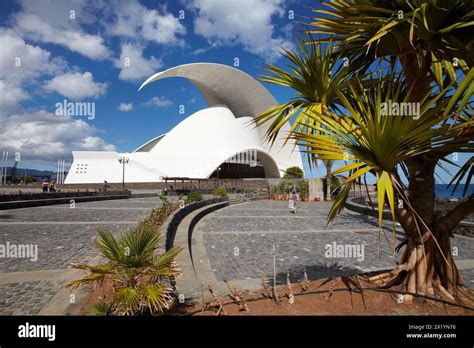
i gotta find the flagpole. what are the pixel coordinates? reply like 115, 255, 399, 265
61, 160, 65, 184
3, 152, 8, 185
0, 151, 4, 186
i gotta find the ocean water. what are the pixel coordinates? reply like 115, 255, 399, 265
435, 184, 474, 198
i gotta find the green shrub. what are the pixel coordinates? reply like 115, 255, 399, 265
23, 176, 37, 184
299, 180, 309, 198
283, 166, 304, 179
148, 197, 177, 227
186, 191, 203, 204
331, 176, 341, 192
276, 179, 289, 195
68, 204, 181, 316
212, 187, 227, 197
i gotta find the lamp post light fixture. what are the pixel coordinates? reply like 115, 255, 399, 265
216, 166, 221, 187
118, 156, 129, 192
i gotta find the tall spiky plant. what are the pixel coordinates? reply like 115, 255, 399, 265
323, 159, 334, 200
256, 0, 474, 301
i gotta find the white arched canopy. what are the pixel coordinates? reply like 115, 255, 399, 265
139, 63, 276, 119
139, 63, 304, 174
64, 63, 304, 184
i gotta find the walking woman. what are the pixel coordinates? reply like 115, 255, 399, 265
289, 189, 299, 214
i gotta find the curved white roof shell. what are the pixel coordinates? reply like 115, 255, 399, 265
65, 63, 303, 184
139, 63, 275, 119
139, 63, 302, 173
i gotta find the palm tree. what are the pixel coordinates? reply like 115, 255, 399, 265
256, 35, 358, 151
257, 36, 358, 202
256, 0, 473, 301
69, 203, 182, 315
322, 159, 334, 200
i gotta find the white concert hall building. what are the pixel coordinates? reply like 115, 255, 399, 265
64, 63, 303, 184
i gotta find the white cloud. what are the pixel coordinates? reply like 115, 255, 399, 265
142, 96, 173, 108
105, 0, 186, 46
0, 81, 29, 113
115, 43, 163, 82
118, 103, 134, 112
141, 9, 186, 45
192, 47, 209, 55
44, 72, 108, 101
0, 110, 116, 162
0, 28, 61, 80
13, 0, 110, 60
191, 0, 291, 62
0, 28, 65, 114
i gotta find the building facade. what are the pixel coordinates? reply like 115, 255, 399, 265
65, 63, 303, 184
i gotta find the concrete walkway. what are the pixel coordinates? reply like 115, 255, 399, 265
0, 197, 161, 315
187, 200, 474, 294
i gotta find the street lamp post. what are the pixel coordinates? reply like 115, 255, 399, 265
118, 156, 129, 192
217, 166, 221, 187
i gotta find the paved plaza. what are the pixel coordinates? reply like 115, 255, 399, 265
0, 198, 473, 315
199, 200, 474, 288
0, 197, 162, 315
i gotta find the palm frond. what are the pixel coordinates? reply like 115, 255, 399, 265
88, 301, 111, 316
153, 246, 182, 277
448, 156, 474, 196
142, 283, 174, 314
113, 287, 141, 315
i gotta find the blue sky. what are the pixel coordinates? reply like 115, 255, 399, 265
0, 0, 470, 183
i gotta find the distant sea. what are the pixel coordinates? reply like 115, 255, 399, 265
435, 184, 474, 198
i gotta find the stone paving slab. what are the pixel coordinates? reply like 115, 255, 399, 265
204, 213, 389, 232
0, 224, 132, 272
204, 230, 400, 282
0, 279, 65, 315
0, 197, 160, 315
199, 200, 474, 288
459, 268, 474, 287
0, 206, 152, 222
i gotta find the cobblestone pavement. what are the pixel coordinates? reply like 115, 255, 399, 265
0, 280, 64, 315
200, 200, 474, 287
0, 197, 161, 315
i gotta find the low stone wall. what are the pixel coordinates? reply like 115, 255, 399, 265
0, 191, 130, 210
344, 195, 393, 219
344, 196, 474, 237
456, 222, 474, 237
165, 197, 229, 251
0, 190, 127, 202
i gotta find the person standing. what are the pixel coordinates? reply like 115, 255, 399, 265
49, 181, 57, 193
42, 180, 48, 193
289, 190, 299, 214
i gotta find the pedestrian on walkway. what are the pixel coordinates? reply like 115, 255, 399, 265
49, 181, 57, 193
289, 189, 299, 214
103, 180, 110, 193
42, 180, 49, 193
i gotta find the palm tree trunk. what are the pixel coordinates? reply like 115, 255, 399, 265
389, 140, 463, 300
324, 161, 332, 201
376, 52, 464, 300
